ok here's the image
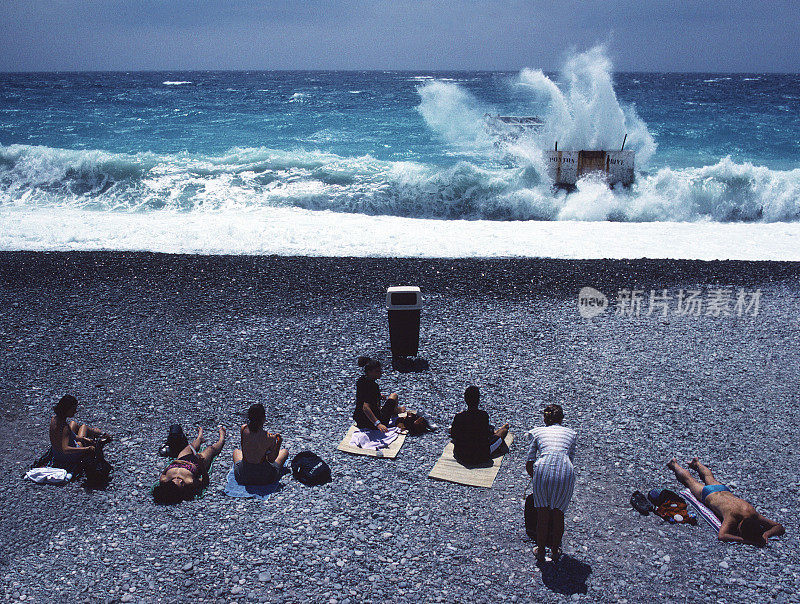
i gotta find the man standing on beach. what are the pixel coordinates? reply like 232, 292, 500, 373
668, 458, 785, 547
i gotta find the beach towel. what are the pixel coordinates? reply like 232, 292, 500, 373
223, 466, 282, 499
349, 426, 401, 449
681, 487, 722, 531
24, 467, 72, 485
428, 433, 514, 488
337, 424, 407, 458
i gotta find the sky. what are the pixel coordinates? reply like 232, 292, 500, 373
1, 0, 798, 72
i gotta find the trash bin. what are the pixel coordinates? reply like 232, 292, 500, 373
386, 286, 422, 358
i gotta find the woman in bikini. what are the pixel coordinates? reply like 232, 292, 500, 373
233, 403, 288, 485
153, 426, 226, 504
49, 394, 112, 469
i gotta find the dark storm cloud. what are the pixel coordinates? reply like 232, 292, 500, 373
0, 0, 797, 72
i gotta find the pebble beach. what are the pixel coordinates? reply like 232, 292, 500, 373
1, 251, 798, 603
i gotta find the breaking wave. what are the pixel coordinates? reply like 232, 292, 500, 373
416, 45, 656, 167
1, 47, 798, 224
2, 143, 800, 222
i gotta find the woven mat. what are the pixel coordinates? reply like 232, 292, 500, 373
428, 434, 514, 488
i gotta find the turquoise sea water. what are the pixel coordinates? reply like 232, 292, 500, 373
1, 66, 799, 222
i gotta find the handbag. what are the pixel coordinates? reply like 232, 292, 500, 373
524, 479, 537, 538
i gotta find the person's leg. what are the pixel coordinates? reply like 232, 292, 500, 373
232, 449, 243, 464
73, 422, 88, 439
380, 401, 397, 425
667, 458, 704, 500
689, 457, 722, 486
494, 423, 510, 440
176, 427, 205, 458
535, 508, 550, 565
274, 449, 289, 467
381, 394, 403, 423
198, 427, 226, 471
387, 392, 405, 414
549, 509, 565, 562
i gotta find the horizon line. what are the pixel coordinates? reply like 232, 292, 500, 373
1, 68, 799, 75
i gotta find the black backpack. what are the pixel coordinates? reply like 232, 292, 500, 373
82, 437, 113, 487
290, 451, 331, 486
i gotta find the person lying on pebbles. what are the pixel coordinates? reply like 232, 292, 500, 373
353, 355, 437, 434
668, 457, 785, 546
232, 403, 288, 485
49, 394, 112, 470
153, 426, 226, 504
450, 385, 509, 466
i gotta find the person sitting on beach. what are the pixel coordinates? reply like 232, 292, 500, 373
49, 394, 112, 469
449, 386, 509, 466
153, 426, 225, 504
353, 356, 435, 434
526, 404, 577, 566
667, 457, 785, 547
232, 403, 288, 485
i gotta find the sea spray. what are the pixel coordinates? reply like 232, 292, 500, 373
2, 143, 800, 222
516, 46, 656, 166
415, 80, 493, 151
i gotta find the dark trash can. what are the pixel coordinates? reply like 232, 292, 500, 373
387, 286, 422, 358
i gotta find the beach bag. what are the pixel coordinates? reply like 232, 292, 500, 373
163, 424, 189, 458
648, 488, 697, 525
31, 447, 54, 469
524, 494, 537, 538
82, 438, 112, 487
290, 451, 331, 486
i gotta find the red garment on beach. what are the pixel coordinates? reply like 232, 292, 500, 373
654, 494, 698, 525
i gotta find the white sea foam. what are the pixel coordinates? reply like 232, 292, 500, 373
3, 205, 800, 260
416, 45, 656, 168
2, 144, 800, 222
415, 81, 493, 151
162, 81, 192, 86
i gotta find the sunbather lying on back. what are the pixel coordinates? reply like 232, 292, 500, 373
153, 426, 226, 504
668, 457, 785, 547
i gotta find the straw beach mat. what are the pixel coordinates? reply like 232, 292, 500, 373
337, 424, 407, 458
428, 434, 514, 488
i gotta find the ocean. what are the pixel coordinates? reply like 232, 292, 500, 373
2, 49, 799, 258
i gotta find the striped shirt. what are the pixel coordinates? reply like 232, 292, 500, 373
527, 424, 577, 512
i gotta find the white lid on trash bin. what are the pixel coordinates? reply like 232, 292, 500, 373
386, 286, 422, 310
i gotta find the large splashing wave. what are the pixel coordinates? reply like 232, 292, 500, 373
3, 142, 800, 222
416, 45, 655, 167
1, 47, 799, 223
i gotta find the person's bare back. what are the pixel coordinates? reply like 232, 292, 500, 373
668, 457, 785, 547
240, 424, 279, 464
